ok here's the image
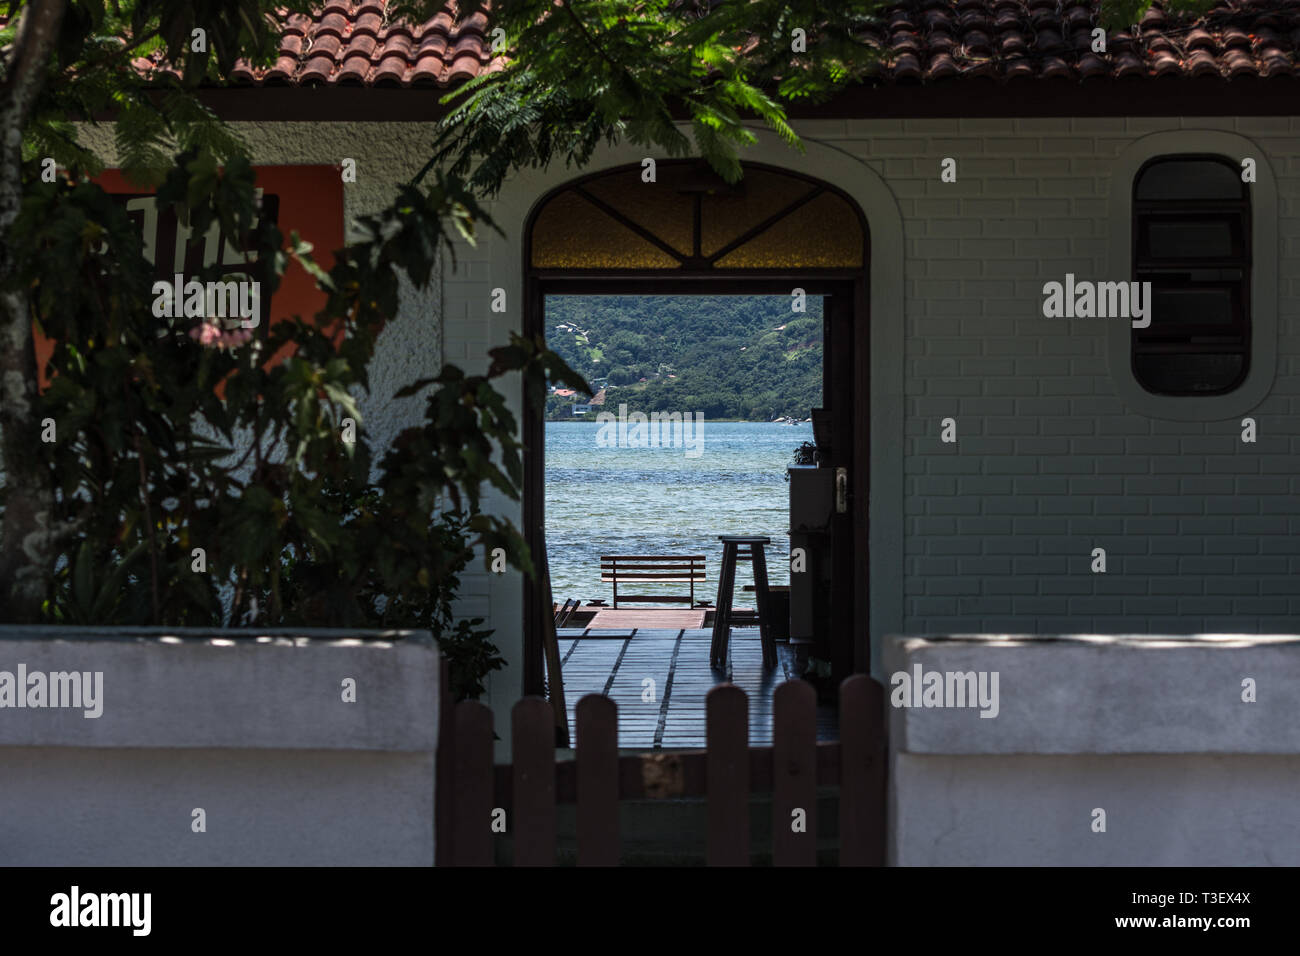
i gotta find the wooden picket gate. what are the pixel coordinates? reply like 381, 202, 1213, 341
435, 661, 887, 866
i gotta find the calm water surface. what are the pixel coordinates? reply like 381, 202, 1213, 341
545, 421, 811, 603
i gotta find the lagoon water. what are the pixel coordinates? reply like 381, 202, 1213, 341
545, 420, 811, 604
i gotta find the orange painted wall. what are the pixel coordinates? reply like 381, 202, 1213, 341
33, 165, 344, 386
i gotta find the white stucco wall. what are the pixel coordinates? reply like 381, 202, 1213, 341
885, 633, 1300, 865
0, 627, 439, 866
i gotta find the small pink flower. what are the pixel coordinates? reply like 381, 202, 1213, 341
189, 318, 253, 350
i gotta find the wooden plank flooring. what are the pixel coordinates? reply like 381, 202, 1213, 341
586, 608, 707, 629
555, 628, 838, 750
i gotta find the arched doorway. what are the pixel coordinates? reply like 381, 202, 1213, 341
522, 159, 869, 698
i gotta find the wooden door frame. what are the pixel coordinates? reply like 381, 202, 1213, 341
521, 273, 869, 695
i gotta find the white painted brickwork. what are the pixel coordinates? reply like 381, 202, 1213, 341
855, 116, 1298, 635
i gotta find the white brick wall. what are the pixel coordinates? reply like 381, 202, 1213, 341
874, 116, 1300, 635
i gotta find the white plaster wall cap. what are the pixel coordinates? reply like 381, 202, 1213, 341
889, 633, 1300, 651
0, 628, 440, 750
883, 632, 1300, 755
0, 626, 429, 648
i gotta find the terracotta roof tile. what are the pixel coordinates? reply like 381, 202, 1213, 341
317, 12, 349, 34
1187, 47, 1224, 74
1003, 55, 1034, 77
1224, 47, 1257, 74
338, 53, 374, 81
128, 0, 1299, 89
380, 33, 415, 58
1077, 52, 1109, 77
309, 34, 344, 59
354, 11, 384, 35
1000, 33, 1028, 55
851, 0, 1300, 86
345, 34, 378, 57
1064, 6, 1093, 30
1115, 51, 1148, 76
1040, 54, 1072, 78
930, 51, 961, 77
1151, 53, 1182, 76
1222, 25, 1251, 47
893, 52, 925, 80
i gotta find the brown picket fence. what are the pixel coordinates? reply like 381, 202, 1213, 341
434, 660, 887, 866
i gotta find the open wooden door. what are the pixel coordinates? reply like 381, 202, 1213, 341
823, 287, 861, 684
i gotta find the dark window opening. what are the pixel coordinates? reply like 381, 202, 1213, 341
1132, 156, 1251, 395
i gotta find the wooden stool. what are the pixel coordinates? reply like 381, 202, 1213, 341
710, 535, 777, 670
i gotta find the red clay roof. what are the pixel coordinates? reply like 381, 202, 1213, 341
863, 0, 1300, 83
129, 0, 1298, 87
134, 1, 504, 88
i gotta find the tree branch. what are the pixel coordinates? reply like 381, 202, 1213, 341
0, 0, 70, 622
557, 0, 626, 77
0, 0, 68, 118
62, 28, 162, 83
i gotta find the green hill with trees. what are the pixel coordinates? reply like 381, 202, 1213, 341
544, 295, 822, 421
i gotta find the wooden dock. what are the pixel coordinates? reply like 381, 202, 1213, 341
555, 627, 837, 750
586, 608, 706, 629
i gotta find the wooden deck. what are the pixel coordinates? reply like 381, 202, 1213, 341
586, 608, 707, 629
556, 627, 838, 750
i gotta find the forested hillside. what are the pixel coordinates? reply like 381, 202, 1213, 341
544, 295, 822, 421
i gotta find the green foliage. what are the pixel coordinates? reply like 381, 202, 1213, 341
425, 0, 887, 193
5, 0, 597, 695
546, 295, 822, 420
424, 0, 1229, 195
1098, 0, 1219, 32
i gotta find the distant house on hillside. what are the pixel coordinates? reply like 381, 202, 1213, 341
590, 388, 607, 406
552, 388, 576, 398
572, 404, 593, 415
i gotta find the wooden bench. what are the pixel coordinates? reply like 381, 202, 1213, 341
600, 555, 706, 608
